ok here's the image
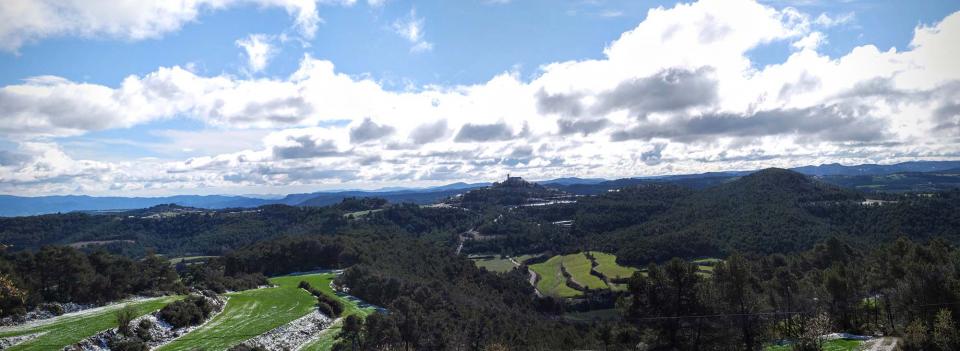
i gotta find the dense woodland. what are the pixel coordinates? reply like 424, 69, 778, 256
0, 168, 959, 349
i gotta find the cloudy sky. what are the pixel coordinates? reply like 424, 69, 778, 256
0, 0, 958, 196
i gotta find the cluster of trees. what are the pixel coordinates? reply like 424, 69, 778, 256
158, 294, 218, 328
620, 237, 960, 350
298, 280, 343, 317
0, 246, 183, 316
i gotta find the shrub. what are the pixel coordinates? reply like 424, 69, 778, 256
317, 302, 335, 317
136, 319, 154, 341
317, 294, 344, 316
159, 295, 214, 328
40, 303, 64, 316
108, 337, 148, 351
115, 305, 138, 336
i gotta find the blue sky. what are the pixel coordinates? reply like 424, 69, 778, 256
4, 1, 956, 88
1, 0, 959, 196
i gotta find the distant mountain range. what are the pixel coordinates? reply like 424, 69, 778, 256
1, 160, 958, 217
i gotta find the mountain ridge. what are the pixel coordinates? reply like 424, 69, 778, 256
1, 160, 958, 216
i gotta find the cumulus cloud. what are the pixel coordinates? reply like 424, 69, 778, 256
409, 119, 449, 144
0, 0, 357, 53
557, 119, 609, 136
454, 123, 517, 142
350, 118, 396, 143
236, 34, 276, 73
3, 0, 960, 195
612, 104, 889, 143
592, 67, 719, 118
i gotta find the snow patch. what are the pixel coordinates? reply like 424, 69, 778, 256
238, 310, 333, 351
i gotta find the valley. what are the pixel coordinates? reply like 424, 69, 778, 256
0, 168, 957, 350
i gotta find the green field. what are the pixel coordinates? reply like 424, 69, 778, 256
159, 273, 338, 351
589, 251, 638, 280
472, 255, 519, 273
471, 254, 541, 273
765, 339, 863, 351
343, 209, 383, 218
692, 258, 722, 276
530, 256, 582, 298
297, 273, 378, 351
563, 253, 608, 289
0, 296, 181, 351
168, 255, 219, 265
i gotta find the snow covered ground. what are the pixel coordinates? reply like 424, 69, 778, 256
240, 310, 333, 350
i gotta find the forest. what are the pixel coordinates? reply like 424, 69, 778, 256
0, 169, 959, 350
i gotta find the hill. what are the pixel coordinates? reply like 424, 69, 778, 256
454, 175, 570, 208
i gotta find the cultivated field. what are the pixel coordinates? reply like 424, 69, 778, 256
159, 272, 342, 351
529, 256, 582, 298
563, 253, 608, 290
692, 258, 723, 276
766, 338, 863, 351
299, 273, 379, 350
0, 296, 181, 351
471, 254, 540, 273
589, 251, 638, 280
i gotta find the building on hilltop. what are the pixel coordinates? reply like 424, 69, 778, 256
499, 173, 528, 187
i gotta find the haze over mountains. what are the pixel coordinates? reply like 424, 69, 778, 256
1, 160, 958, 217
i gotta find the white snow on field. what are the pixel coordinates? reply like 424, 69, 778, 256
241, 310, 333, 351
66, 294, 227, 351
0, 296, 158, 334
0, 331, 45, 348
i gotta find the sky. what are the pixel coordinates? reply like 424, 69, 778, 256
0, 0, 959, 196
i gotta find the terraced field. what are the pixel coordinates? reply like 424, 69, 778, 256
0, 296, 181, 351
589, 251, 638, 280
563, 253, 608, 289
159, 273, 338, 351
0, 272, 373, 351
529, 256, 582, 298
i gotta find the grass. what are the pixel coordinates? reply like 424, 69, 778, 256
0, 296, 181, 351
343, 209, 383, 218
168, 255, 219, 265
530, 256, 582, 298
471, 254, 542, 273
765, 339, 863, 351
692, 258, 722, 277
158, 273, 336, 351
472, 255, 519, 273
589, 251, 638, 280
563, 253, 608, 290
299, 276, 378, 351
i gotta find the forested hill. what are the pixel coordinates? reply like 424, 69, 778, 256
1, 168, 958, 266
587, 169, 959, 264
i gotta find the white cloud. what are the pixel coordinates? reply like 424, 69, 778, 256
2, 0, 960, 195
792, 31, 826, 51
814, 12, 855, 28
392, 8, 433, 53
236, 34, 276, 73
0, 0, 357, 53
